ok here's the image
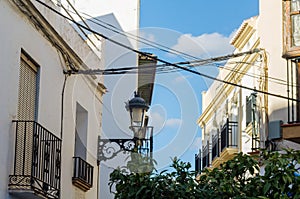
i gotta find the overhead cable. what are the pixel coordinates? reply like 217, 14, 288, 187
57, 4, 201, 61
49, 1, 296, 88
34, 0, 299, 102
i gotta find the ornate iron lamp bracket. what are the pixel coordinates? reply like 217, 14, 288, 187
97, 137, 136, 162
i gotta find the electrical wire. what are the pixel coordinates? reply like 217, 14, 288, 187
57, 4, 201, 61
56, 1, 298, 88
219, 61, 300, 89
34, 0, 300, 102
59, 0, 101, 52
73, 49, 260, 74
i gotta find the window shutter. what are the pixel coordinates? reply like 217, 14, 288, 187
17, 56, 38, 121
15, 54, 39, 175
246, 96, 252, 126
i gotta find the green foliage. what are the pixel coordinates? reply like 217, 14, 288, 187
260, 149, 300, 198
109, 149, 300, 199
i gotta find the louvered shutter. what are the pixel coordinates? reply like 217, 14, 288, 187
15, 55, 38, 175
17, 55, 38, 121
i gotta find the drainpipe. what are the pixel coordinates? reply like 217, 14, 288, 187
238, 85, 243, 152
61, 74, 68, 139
57, 50, 73, 199
262, 50, 269, 148
97, 163, 100, 199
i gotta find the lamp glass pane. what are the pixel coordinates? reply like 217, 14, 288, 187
131, 107, 144, 126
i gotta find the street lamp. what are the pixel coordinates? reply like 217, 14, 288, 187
126, 92, 149, 140
98, 92, 153, 162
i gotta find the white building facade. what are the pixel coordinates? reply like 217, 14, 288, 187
196, 0, 300, 172
54, 1, 151, 198
258, 0, 300, 148
0, 0, 105, 198
196, 16, 268, 170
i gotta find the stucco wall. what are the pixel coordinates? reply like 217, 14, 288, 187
259, 0, 288, 122
0, 1, 103, 198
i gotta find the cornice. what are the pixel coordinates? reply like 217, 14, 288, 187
10, 0, 106, 91
11, 0, 84, 70
231, 16, 258, 49
197, 41, 260, 126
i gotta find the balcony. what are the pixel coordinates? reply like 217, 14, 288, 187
212, 134, 219, 161
220, 119, 238, 162
282, 123, 300, 144
211, 134, 222, 168
202, 143, 209, 170
8, 121, 61, 199
72, 157, 93, 192
195, 152, 201, 173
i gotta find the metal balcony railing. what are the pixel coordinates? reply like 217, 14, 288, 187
72, 157, 93, 191
9, 120, 61, 199
202, 143, 209, 170
195, 151, 201, 173
221, 119, 238, 152
212, 134, 220, 161
133, 126, 153, 156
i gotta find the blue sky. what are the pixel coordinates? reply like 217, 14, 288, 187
141, 0, 259, 36
139, 1, 259, 170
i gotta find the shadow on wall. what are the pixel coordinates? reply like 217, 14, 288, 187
269, 106, 288, 124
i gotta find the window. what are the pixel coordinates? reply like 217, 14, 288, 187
286, 58, 300, 122
291, 1, 300, 46
246, 96, 252, 126
17, 52, 39, 121
72, 103, 93, 191
15, 52, 40, 176
283, 0, 300, 57
74, 103, 88, 160
246, 93, 257, 126
284, 1, 300, 121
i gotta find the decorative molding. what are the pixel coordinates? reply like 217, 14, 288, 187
219, 148, 238, 163
197, 44, 260, 125
211, 157, 222, 169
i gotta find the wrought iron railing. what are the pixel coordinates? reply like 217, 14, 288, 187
9, 120, 61, 199
221, 119, 238, 152
195, 151, 201, 173
98, 126, 153, 162
212, 134, 219, 161
72, 157, 93, 191
202, 143, 209, 170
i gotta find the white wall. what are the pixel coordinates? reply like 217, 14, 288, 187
62, 74, 102, 199
57, 0, 140, 139
59, 1, 141, 198
259, 0, 288, 122
0, 1, 103, 198
65, 0, 140, 33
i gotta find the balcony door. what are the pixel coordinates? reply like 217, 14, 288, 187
17, 53, 39, 121
15, 52, 39, 176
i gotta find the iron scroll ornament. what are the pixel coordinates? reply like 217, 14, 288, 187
98, 138, 136, 162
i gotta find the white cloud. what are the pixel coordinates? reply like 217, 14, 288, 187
190, 137, 202, 150
173, 75, 192, 83
148, 111, 166, 135
139, 31, 156, 49
170, 32, 235, 58
165, 118, 182, 128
